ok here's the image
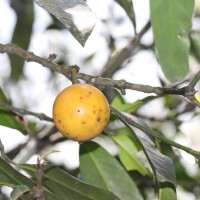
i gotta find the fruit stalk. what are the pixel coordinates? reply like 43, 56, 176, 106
71, 67, 78, 84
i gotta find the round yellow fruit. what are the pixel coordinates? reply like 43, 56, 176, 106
53, 83, 110, 142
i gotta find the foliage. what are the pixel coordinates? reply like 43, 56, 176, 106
0, 0, 200, 200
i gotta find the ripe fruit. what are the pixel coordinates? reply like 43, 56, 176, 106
53, 83, 110, 142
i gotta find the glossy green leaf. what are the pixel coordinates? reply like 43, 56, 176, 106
112, 134, 149, 176
113, 111, 176, 186
112, 95, 155, 113
10, 0, 34, 80
0, 158, 62, 200
150, 0, 194, 82
80, 141, 143, 200
114, 0, 136, 32
20, 163, 120, 200
159, 186, 177, 200
0, 88, 24, 132
10, 185, 29, 200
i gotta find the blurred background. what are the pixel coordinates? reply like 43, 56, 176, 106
0, 0, 200, 199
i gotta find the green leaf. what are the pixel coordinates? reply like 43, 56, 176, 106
112, 134, 149, 176
113, 111, 176, 187
0, 158, 62, 200
159, 185, 177, 200
150, 0, 194, 82
80, 141, 143, 200
0, 172, 13, 187
114, 0, 136, 33
10, 185, 29, 200
0, 88, 24, 132
0, 158, 34, 188
20, 163, 120, 200
10, 0, 34, 80
112, 95, 155, 113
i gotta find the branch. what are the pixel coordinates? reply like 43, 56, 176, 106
110, 106, 200, 159
77, 74, 193, 96
0, 43, 198, 101
0, 103, 53, 122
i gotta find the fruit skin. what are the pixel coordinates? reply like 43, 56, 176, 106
53, 83, 110, 142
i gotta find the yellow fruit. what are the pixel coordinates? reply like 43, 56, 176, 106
53, 83, 110, 142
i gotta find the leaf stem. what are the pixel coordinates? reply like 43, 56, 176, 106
71, 67, 79, 84
110, 106, 200, 159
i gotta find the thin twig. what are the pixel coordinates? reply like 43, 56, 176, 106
189, 70, 200, 88
0, 102, 53, 122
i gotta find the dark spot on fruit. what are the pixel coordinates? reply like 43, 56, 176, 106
80, 96, 83, 99
58, 120, 61, 123
93, 110, 96, 114
105, 118, 107, 122
82, 121, 86, 124
89, 91, 92, 95
97, 117, 101, 122
99, 109, 103, 112
77, 109, 80, 112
